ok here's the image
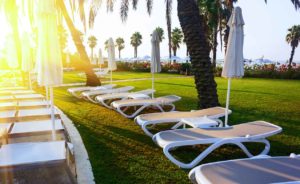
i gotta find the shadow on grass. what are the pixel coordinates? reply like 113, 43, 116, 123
103, 125, 156, 148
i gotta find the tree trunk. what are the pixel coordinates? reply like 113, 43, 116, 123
166, 1, 172, 59
173, 47, 177, 56
177, 0, 220, 108
119, 49, 121, 59
212, 28, 218, 68
134, 47, 137, 58
289, 46, 295, 69
58, 1, 100, 86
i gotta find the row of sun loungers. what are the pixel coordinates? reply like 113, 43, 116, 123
67, 85, 299, 183
0, 87, 75, 183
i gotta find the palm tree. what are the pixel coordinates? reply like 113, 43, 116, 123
171, 28, 183, 56
154, 27, 165, 42
57, 1, 100, 86
165, 0, 173, 60
130, 32, 142, 58
177, 0, 220, 108
104, 39, 109, 51
115, 37, 125, 59
286, 25, 300, 69
88, 35, 97, 63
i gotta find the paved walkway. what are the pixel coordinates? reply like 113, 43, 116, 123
61, 76, 192, 87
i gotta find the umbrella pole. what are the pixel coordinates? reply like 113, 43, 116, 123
224, 78, 231, 127
45, 86, 49, 106
50, 87, 56, 140
152, 72, 154, 98
110, 70, 112, 84
28, 72, 32, 90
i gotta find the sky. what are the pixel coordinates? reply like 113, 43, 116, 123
0, 0, 299, 62
73, 0, 300, 62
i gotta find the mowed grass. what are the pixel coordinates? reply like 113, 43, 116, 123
52, 71, 300, 184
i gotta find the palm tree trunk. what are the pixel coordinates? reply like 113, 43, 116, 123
58, 1, 100, 86
166, 0, 172, 59
119, 49, 121, 59
173, 48, 177, 56
177, 0, 219, 108
212, 28, 218, 68
289, 46, 295, 69
134, 47, 137, 58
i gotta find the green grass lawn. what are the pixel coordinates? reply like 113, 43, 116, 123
53, 71, 300, 184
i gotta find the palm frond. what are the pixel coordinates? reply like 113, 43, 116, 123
146, 0, 153, 15
106, 0, 115, 12
120, 0, 129, 22
290, 0, 300, 9
78, 0, 86, 32
89, 0, 103, 28
132, 0, 138, 10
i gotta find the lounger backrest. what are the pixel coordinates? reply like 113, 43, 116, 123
156, 95, 181, 104
160, 121, 282, 141
135, 89, 156, 95
93, 84, 116, 90
84, 86, 134, 96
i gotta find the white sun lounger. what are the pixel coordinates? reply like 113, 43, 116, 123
14, 94, 45, 101
67, 84, 116, 98
0, 95, 14, 102
17, 108, 60, 121
135, 107, 231, 137
12, 90, 35, 95
111, 95, 182, 118
0, 110, 16, 122
11, 119, 64, 135
95, 89, 155, 108
0, 86, 26, 91
0, 101, 48, 111
153, 121, 282, 168
0, 102, 16, 110
0, 141, 66, 167
81, 86, 135, 103
18, 100, 49, 109
0, 120, 64, 141
189, 154, 300, 184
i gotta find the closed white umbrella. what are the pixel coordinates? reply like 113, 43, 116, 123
222, 6, 245, 127
21, 32, 34, 89
107, 38, 116, 84
151, 30, 161, 98
36, 0, 63, 140
98, 48, 104, 71
5, 34, 19, 69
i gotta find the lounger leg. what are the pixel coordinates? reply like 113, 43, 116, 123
99, 99, 113, 109
86, 95, 98, 103
116, 105, 148, 118
162, 140, 228, 169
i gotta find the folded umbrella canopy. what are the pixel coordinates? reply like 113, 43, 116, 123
151, 30, 161, 98
98, 48, 104, 70
21, 32, 35, 89
36, 0, 63, 140
107, 38, 117, 84
222, 6, 245, 127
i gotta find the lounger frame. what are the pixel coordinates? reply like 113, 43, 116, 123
135, 108, 231, 137
153, 121, 282, 169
